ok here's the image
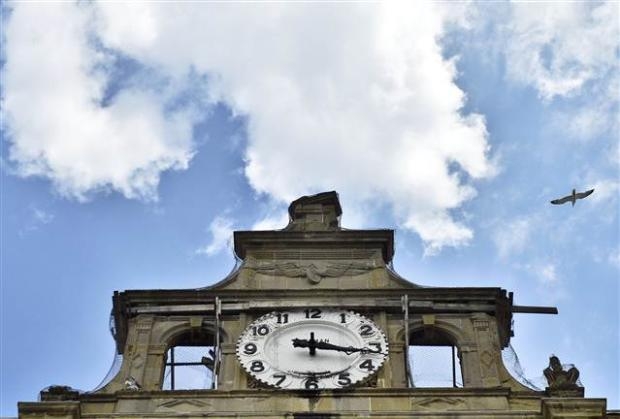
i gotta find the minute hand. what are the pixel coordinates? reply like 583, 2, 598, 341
292, 339, 381, 355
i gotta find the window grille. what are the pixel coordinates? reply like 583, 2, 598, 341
163, 344, 216, 390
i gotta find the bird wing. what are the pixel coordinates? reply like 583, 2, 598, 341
550, 195, 571, 205
575, 189, 594, 200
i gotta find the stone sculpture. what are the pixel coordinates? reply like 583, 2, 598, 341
544, 355, 580, 388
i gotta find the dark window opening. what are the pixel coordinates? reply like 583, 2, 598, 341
408, 328, 462, 388
162, 329, 216, 390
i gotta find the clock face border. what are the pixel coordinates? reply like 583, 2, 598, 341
236, 309, 389, 390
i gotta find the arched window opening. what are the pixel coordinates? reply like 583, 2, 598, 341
408, 328, 462, 388
162, 329, 216, 390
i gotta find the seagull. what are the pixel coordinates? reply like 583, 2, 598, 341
550, 188, 594, 206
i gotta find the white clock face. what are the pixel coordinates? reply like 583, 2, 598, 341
236, 309, 388, 389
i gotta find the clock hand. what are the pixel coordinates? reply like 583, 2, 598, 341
292, 336, 385, 355
314, 342, 385, 355
315, 341, 359, 354
292, 332, 318, 355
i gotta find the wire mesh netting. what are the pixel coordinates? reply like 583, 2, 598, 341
91, 314, 125, 392
408, 345, 463, 388
162, 345, 215, 390
91, 352, 124, 392
501, 344, 543, 390
501, 345, 583, 390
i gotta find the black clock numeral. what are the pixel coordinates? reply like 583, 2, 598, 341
276, 313, 289, 324
369, 342, 382, 352
359, 359, 375, 372
305, 377, 320, 389
340, 313, 347, 323
359, 324, 374, 337
252, 325, 270, 336
243, 343, 257, 355
273, 374, 286, 386
250, 360, 265, 372
304, 308, 322, 319
337, 372, 352, 386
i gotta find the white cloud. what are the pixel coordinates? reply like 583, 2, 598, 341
492, 217, 534, 260
502, 2, 619, 101
3, 2, 496, 251
3, 2, 616, 253
537, 263, 558, 284
2, 2, 196, 201
195, 216, 235, 257
589, 178, 620, 206
19, 205, 54, 236
503, 2, 620, 168
31, 207, 54, 225
514, 260, 566, 302
93, 2, 495, 252
531, 262, 568, 303
251, 211, 290, 232
608, 249, 620, 269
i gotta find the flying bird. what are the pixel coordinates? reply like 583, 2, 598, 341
550, 188, 594, 206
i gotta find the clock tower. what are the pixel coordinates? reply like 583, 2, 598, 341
19, 191, 610, 418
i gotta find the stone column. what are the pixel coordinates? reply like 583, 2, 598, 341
471, 313, 502, 387
119, 314, 156, 391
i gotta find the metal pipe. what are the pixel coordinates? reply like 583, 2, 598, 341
170, 347, 175, 390
214, 296, 221, 390
452, 345, 457, 388
402, 295, 412, 388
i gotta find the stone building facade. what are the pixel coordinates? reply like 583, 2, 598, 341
19, 192, 613, 418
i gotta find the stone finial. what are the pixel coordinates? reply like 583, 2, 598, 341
286, 191, 342, 231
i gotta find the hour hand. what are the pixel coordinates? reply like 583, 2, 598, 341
292, 338, 311, 348
292, 332, 318, 355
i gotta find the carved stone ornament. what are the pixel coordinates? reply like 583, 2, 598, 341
124, 376, 142, 391
412, 397, 467, 410
544, 355, 583, 396
243, 257, 379, 284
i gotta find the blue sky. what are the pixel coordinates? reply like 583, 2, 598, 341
1, 1, 618, 416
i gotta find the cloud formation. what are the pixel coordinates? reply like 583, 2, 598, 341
2, 3, 195, 201
2, 2, 496, 252
492, 217, 534, 260
501, 2, 619, 144
195, 216, 235, 257
4, 1, 617, 252
19, 206, 54, 236
502, 2, 618, 101
103, 2, 497, 252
